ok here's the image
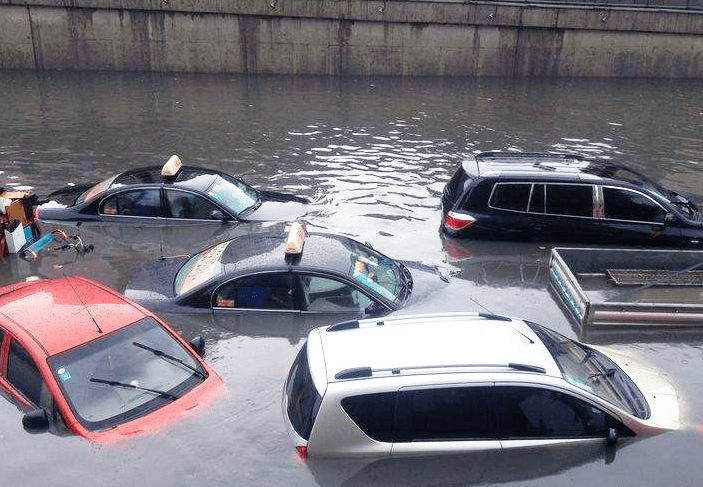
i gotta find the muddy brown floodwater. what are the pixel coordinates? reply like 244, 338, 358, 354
1, 72, 703, 486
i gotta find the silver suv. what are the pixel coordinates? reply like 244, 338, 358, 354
283, 312, 678, 458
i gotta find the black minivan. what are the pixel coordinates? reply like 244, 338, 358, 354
441, 152, 703, 246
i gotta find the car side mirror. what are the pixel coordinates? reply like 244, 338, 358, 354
606, 426, 618, 447
664, 213, 675, 225
210, 210, 226, 222
22, 409, 50, 434
189, 336, 206, 356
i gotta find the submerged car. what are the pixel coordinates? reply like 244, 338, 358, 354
37, 155, 309, 225
441, 152, 703, 246
283, 312, 679, 458
0, 276, 223, 443
125, 224, 448, 335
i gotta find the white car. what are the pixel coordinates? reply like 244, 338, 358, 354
283, 312, 679, 458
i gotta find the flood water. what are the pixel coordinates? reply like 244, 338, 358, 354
2, 71, 703, 486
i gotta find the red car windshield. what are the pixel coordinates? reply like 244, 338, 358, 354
47, 317, 206, 431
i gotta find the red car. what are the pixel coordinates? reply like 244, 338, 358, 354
0, 276, 224, 443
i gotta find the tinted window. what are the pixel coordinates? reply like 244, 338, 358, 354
341, 392, 397, 442
302, 275, 372, 313
166, 190, 220, 219
546, 185, 593, 217
214, 273, 293, 310
101, 189, 161, 217
490, 184, 531, 211
8, 340, 46, 407
496, 386, 608, 439
603, 187, 666, 223
528, 184, 545, 213
394, 387, 494, 442
285, 344, 322, 440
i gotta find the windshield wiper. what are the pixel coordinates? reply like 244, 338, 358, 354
132, 341, 205, 379
89, 377, 179, 401
589, 368, 617, 380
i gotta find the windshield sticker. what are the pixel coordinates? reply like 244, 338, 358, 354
180, 241, 230, 294
57, 367, 72, 382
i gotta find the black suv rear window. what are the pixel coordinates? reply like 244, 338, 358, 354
285, 344, 322, 440
546, 184, 593, 217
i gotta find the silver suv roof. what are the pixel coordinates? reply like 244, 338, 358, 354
309, 312, 563, 389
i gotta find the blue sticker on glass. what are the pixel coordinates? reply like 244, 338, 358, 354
57, 367, 71, 381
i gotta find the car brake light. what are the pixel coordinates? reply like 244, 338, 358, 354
445, 211, 476, 231
295, 445, 308, 459
34, 207, 41, 219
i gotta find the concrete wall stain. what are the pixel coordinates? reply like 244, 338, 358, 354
336, 19, 353, 76
238, 16, 260, 74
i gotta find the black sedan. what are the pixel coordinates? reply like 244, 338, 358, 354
37, 155, 309, 225
124, 226, 449, 339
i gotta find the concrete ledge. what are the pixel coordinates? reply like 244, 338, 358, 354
3, 0, 703, 34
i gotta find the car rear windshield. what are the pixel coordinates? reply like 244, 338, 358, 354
75, 174, 119, 205
174, 240, 230, 295
526, 322, 649, 419
47, 317, 206, 432
285, 344, 322, 440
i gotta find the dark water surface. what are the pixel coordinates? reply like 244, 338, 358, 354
1, 71, 703, 486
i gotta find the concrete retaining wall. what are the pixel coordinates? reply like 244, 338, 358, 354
2, 0, 703, 76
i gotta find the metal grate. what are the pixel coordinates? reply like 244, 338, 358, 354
607, 269, 703, 286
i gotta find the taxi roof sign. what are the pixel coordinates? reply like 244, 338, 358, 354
285, 222, 307, 255
161, 155, 182, 177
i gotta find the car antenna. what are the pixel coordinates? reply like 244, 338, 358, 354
63, 277, 103, 333
470, 297, 492, 314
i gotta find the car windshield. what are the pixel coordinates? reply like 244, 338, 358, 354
348, 243, 404, 303
205, 174, 258, 215
47, 317, 206, 432
174, 240, 230, 295
75, 174, 119, 205
527, 322, 649, 419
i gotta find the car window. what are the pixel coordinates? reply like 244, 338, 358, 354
113, 169, 161, 185
75, 174, 118, 205
8, 339, 50, 408
489, 183, 531, 211
341, 392, 397, 442
165, 189, 220, 219
602, 187, 666, 223
214, 273, 294, 310
285, 344, 323, 441
300, 274, 372, 313
546, 184, 593, 217
496, 386, 608, 439
394, 387, 494, 441
100, 189, 161, 217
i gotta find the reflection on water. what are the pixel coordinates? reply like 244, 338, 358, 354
1, 72, 703, 486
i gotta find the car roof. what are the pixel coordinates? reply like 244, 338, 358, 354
0, 277, 148, 356
465, 152, 660, 188
311, 312, 563, 387
220, 232, 363, 276
112, 165, 222, 193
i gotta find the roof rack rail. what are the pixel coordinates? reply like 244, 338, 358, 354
333, 362, 547, 381
327, 312, 516, 332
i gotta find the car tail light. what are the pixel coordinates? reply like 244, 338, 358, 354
445, 211, 476, 231
295, 445, 308, 460
34, 207, 41, 220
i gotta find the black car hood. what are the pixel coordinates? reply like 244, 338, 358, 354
124, 254, 191, 302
